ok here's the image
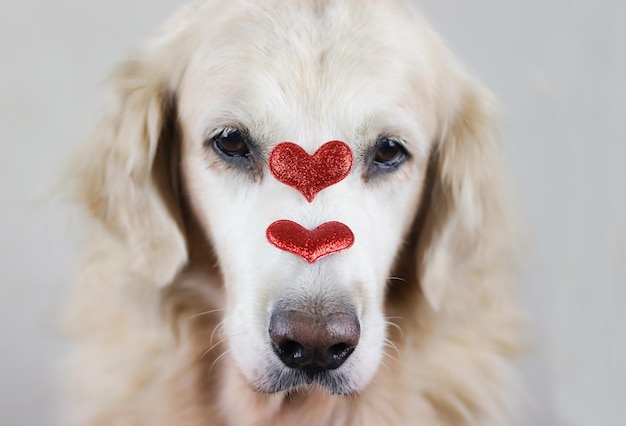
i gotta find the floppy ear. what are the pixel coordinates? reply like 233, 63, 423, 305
73, 56, 187, 288
417, 83, 514, 311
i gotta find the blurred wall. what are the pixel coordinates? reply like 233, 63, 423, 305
1, 0, 623, 424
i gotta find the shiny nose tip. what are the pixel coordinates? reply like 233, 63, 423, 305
269, 309, 360, 371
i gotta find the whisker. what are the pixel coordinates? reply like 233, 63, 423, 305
199, 337, 228, 361
210, 319, 226, 347
381, 348, 400, 365
201, 330, 248, 362
384, 338, 400, 355
383, 338, 401, 365
209, 349, 232, 373
387, 276, 406, 282
185, 308, 225, 321
384, 319, 404, 338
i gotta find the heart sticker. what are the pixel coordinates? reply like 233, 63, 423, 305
266, 220, 355, 263
269, 141, 353, 202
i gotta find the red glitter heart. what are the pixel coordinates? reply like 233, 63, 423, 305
269, 141, 353, 202
266, 220, 355, 263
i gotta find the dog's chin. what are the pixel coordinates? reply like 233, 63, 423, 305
252, 366, 357, 396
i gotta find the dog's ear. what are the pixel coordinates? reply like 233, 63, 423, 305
416, 82, 514, 311
73, 54, 187, 288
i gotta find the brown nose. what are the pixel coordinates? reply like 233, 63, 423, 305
269, 309, 360, 371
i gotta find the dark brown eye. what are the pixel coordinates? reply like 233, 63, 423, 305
373, 138, 407, 168
213, 128, 250, 157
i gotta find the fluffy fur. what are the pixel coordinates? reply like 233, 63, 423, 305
62, 0, 523, 424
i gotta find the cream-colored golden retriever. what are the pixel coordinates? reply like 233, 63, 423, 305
62, 0, 523, 424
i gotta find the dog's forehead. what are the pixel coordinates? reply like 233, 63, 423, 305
178, 0, 442, 150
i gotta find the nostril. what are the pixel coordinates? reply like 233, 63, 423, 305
326, 343, 355, 368
272, 340, 308, 369
281, 340, 304, 358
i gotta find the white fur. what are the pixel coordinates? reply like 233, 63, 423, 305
62, 0, 524, 424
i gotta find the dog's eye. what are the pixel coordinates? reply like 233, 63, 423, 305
212, 128, 250, 157
372, 138, 407, 169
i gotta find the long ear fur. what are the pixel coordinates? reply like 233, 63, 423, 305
417, 82, 516, 311
73, 54, 187, 288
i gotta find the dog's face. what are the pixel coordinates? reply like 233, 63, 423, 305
78, 0, 503, 401
177, 2, 442, 394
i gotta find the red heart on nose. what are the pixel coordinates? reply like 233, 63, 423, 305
269, 141, 353, 202
266, 220, 355, 263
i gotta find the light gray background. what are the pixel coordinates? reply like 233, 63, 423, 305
1, 0, 624, 424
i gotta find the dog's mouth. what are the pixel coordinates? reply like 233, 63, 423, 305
254, 365, 356, 395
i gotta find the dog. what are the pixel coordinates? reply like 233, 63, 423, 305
62, 0, 523, 424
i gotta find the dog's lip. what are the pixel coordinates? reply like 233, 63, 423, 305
253, 366, 356, 395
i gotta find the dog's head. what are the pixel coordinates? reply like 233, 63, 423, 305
76, 0, 511, 396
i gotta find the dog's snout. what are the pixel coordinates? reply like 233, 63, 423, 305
269, 309, 360, 371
